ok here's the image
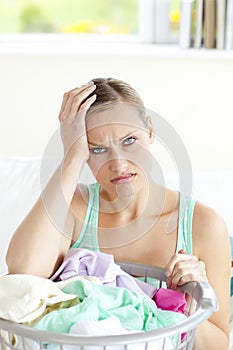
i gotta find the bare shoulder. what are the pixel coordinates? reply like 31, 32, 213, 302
193, 201, 228, 237
192, 201, 230, 257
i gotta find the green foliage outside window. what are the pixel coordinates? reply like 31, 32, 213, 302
0, 0, 138, 34
0, 0, 181, 42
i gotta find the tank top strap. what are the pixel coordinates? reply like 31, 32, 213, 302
176, 193, 196, 255
71, 182, 100, 251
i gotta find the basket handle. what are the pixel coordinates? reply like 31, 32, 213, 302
197, 281, 219, 312
117, 261, 219, 312
178, 280, 219, 312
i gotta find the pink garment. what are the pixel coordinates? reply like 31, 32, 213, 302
153, 288, 187, 342
153, 288, 186, 314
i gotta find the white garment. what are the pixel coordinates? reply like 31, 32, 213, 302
70, 316, 132, 335
0, 274, 78, 323
55, 275, 101, 289
47, 317, 175, 350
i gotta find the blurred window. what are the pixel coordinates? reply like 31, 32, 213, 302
0, 0, 180, 43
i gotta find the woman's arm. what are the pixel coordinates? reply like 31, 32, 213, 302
6, 82, 96, 278
6, 157, 81, 278
165, 203, 231, 350
192, 204, 231, 350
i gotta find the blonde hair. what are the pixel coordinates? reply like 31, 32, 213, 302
86, 78, 147, 123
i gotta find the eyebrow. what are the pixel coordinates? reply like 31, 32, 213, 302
88, 141, 105, 147
120, 130, 139, 141
88, 130, 139, 147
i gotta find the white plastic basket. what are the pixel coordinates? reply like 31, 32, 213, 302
0, 262, 218, 350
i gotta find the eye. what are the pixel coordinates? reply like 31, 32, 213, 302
123, 136, 136, 145
90, 146, 107, 154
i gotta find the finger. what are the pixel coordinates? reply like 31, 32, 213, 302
62, 84, 96, 120
61, 84, 95, 121
59, 82, 94, 122
69, 95, 97, 144
178, 249, 187, 254
59, 83, 93, 121
78, 94, 97, 117
169, 269, 208, 289
165, 252, 198, 278
167, 260, 207, 289
70, 84, 96, 116
173, 258, 203, 278
176, 267, 208, 286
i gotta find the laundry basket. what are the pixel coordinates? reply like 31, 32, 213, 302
0, 261, 218, 350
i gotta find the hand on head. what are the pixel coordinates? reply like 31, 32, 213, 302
58, 81, 96, 159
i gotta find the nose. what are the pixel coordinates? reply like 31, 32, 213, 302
109, 156, 128, 173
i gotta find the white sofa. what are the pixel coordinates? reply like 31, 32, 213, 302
0, 156, 232, 275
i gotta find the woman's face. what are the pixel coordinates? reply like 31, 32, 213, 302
86, 103, 153, 199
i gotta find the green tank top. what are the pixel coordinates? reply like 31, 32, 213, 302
71, 182, 196, 255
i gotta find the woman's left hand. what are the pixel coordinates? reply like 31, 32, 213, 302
165, 249, 208, 289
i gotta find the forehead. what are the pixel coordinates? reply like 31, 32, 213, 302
86, 103, 145, 135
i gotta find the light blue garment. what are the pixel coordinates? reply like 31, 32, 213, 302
176, 193, 195, 254
33, 279, 185, 334
72, 183, 100, 251
71, 183, 196, 255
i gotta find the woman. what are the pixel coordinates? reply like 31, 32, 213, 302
6, 78, 231, 349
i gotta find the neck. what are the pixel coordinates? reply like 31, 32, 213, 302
100, 177, 149, 215
97, 180, 169, 249
99, 179, 166, 221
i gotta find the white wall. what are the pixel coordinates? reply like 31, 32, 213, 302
0, 44, 233, 172
0, 44, 233, 274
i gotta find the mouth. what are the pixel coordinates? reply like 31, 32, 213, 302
110, 172, 137, 185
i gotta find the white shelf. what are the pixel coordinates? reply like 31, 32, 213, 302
0, 39, 233, 60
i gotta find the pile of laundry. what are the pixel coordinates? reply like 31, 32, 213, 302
0, 248, 187, 350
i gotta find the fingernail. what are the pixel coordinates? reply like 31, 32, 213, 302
87, 81, 94, 85
165, 271, 170, 277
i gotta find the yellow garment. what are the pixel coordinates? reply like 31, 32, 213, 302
0, 274, 101, 349
0, 274, 78, 323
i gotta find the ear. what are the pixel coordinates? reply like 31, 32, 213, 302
147, 116, 154, 144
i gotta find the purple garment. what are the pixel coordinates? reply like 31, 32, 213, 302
50, 248, 156, 298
